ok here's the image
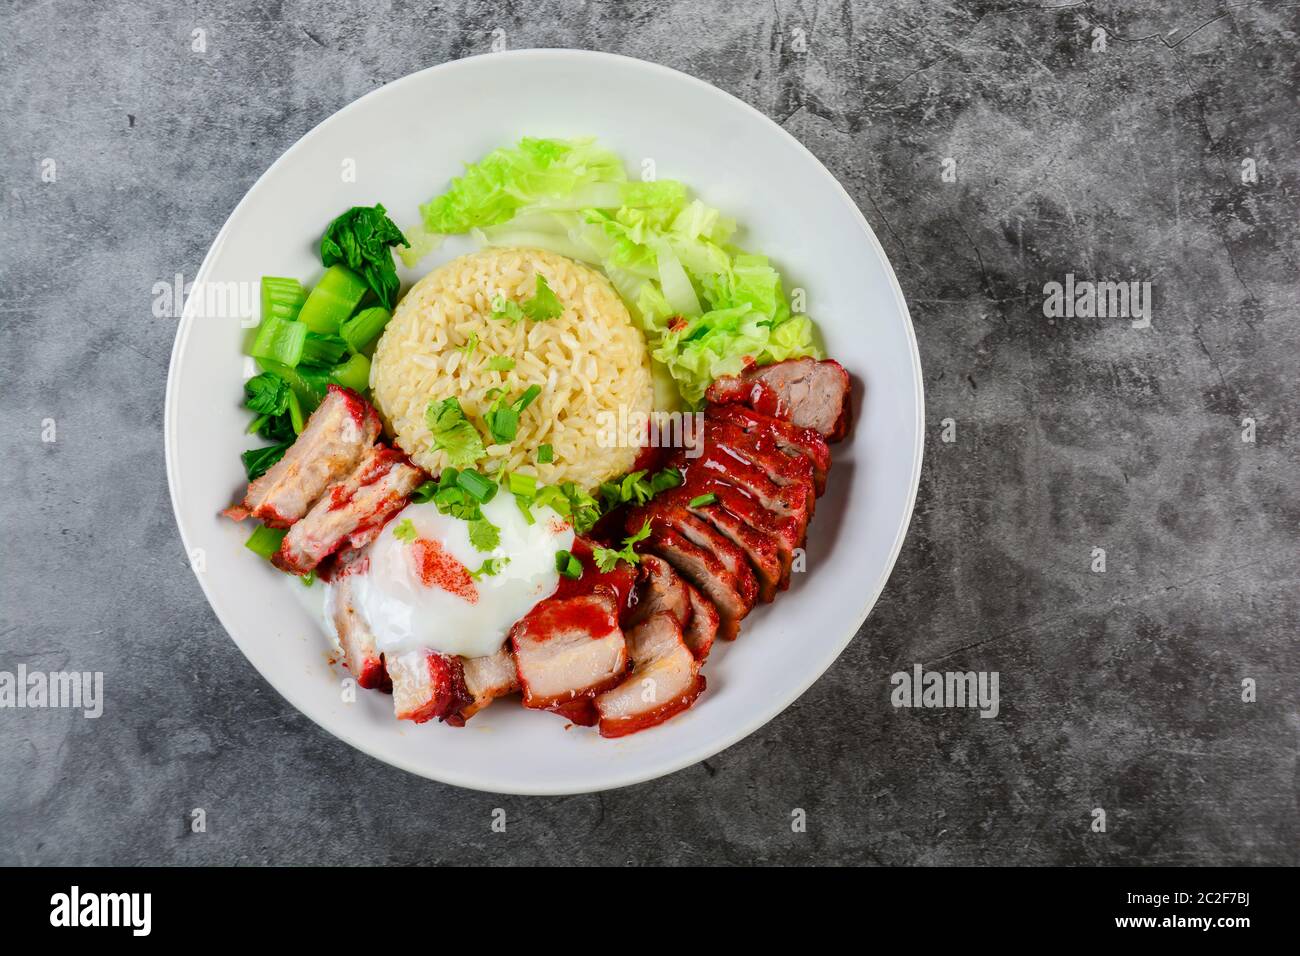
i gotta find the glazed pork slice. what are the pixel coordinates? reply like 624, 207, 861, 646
705, 418, 817, 514
387, 649, 472, 724
595, 611, 705, 738
273, 445, 423, 574
691, 445, 810, 537
510, 587, 628, 712
456, 646, 520, 722
632, 503, 766, 605
239, 385, 382, 526
325, 554, 387, 690
682, 493, 784, 600
626, 554, 691, 630
706, 357, 851, 441
642, 525, 753, 641
707, 403, 831, 496
683, 583, 718, 661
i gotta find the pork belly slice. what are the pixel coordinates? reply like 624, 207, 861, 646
705, 357, 851, 441
595, 612, 705, 738
643, 526, 751, 641
327, 566, 388, 691
510, 587, 629, 712
387, 649, 473, 724
626, 554, 691, 630
632, 504, 764, 605
240, 385, 382, 527
272, 445, 423, 575
457, 646, 520, 722
706, 419, 817, 515
707, 403, 831, 496
683, 582, 718, 661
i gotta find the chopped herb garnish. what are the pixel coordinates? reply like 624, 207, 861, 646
467, 517, 500, 552
688, 492, 718, 508
426, 397, 486, 468
470, 556, 510, 580
484, 384, 543, 445
536, 443, 554, 464
300, 571, 316, 587
487, 355, 515, 371
555, 549, 583, 580
489, 274, 564, 323
651, 467, 682, 494
507, 472, 538, 498
410, 480, 438, 503
460, 331, 479, 358
456, 468, 498, 503
392, 518, 417, 542
591, 520, 651, 573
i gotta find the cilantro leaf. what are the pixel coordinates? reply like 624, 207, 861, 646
426, 397, 486, 468
489, 295, 527, 323
591, 520, 651, 572
470, 556, 510, 579
521, 274, 563, 321
392, 518, 417, 542
319, 203, 410, 310
467, 517, 500, 552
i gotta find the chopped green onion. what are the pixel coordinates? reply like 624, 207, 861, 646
688, 492, 717, 508
555, 549, 583, 579
515, 495, 535, 525
456, 469, 497, 503
329, 353, 371, 393
410, 480, 438, 503
298, 264, 368, 334
470, 556, 510, 579
508, 472, 537, 498
249, 314, 307, 368
261, 277, 307, 324
300, 571, 316, 587
339, 306, 392, 356
487, 355, 515, 371
245, 524, 287, 559
537, 443, 554, 464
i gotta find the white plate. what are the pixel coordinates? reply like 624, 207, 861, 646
165, 49, 923, 794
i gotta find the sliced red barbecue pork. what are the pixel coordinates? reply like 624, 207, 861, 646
707, 403, 831, 496
640, 524, 753, 641
325, 551, 387, 690
683, 584, 718, 661
510, 587, 628, 713
273, 445, 423, 574
239, 385, 382, 526
457, 647, 520, 722
387, 649, 472, 724
706, 357, 851, 441
595, 611, 704, 738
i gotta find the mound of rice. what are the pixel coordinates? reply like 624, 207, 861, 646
370, 248, 653, 489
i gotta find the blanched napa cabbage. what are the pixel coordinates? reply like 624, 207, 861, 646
416, 137, 820, 404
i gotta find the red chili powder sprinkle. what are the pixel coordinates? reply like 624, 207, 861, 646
409, 539, 478, 603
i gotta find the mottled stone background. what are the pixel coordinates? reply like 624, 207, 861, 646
1, 0, 1295, 865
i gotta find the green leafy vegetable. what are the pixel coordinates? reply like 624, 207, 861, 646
421, 137, 626, 234
555, 549, 583, 580
339, 306, 392, 356
688, 492, 718, 508
319, 204, 410, 310
536, 443, 554, 464
261, 277, 307, 324
392, 518, 417, 542
426, 398, 486, 468
241, 442, 292, 481
245, 524, 288, 559
298, 264, 368, 334
487, 355, 515, 371
243, 372, 290, 417
591, 520, 651, 573
302, 331, 349, 366
249, 314, 308, 368
329, 353, 371, 393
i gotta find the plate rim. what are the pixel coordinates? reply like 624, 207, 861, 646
164, 48, 925, 795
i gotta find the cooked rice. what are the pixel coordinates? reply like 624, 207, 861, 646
371, 248, 653, 489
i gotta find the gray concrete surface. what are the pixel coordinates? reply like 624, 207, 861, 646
1, 0, 1296, 865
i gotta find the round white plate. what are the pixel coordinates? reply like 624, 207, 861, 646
166, 49, 923, 794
